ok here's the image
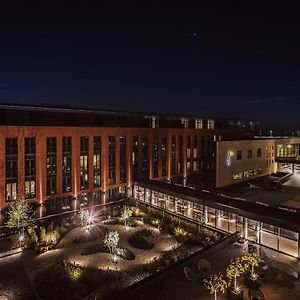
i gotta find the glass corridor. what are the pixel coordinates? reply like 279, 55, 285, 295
133, 185, 299, 258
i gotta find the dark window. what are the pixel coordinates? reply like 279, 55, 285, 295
132, 136, 139, 180
237, 150, 242, 160
47, 137, 57, 195
178, 136, 183, 173
141, 136, 148, 179
257, 148, 262, 157
120, 136, 126, 184
108, 136, 116, 185
80, 136, 89, 190
193, 135, 198, 171
5, 138, 18, 202
93, 136, 101, 188
152, 136, 159, 178
247, 149, 252, 159
162, 136, 167, 177
62, 137, 72, 193
25, 137, 36, 198
187, 135, 191, 172
171, 136, 176, 175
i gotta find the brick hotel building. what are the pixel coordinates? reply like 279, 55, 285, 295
0, 104, 253, 217
2, 104, 300, 259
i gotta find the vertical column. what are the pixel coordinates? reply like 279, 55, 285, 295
297, 233, 300, 260
257, 222, 261, 244
101, 134, 108, 191
18, 135, 25, 198
277, 227, 280, 251
176, 135, 179, 174
88, 135, 94, 191
115, 134, 120, 186
243, 217, 248, 239
137, 135, 143, 179
167, 133, 172, 180
149, 134, 153, 179
72, 134, 80, 197
204, 205, 208, 224
56, 135, 62, 195
126, 133, 132, 186
0, 133, 5, 209
158, 135, 162, 178
183, 134, 187, 178
36, 133, 46, 203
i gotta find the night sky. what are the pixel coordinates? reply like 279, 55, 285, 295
0, 2, 299, 128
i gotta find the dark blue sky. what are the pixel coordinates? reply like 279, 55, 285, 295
0, 1, 299, 128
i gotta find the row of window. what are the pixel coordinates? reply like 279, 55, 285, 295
5, 136, 124, 202
236, 148, 262, 160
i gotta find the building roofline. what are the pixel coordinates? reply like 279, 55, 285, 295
0, 102, 254, 122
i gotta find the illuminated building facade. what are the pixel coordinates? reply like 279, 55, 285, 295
0, 104, 251, 216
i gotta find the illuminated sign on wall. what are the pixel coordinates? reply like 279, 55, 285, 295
226, 151, 233, 167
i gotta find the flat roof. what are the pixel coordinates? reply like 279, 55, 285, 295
0, 102, 255, 128
136, 180, 300, 232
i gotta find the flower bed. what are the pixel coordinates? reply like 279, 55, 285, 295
128, 230, 154, 250
81, 244, 135, 260
34, 261, 115, 300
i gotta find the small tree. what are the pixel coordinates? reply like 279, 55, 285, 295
103, 231, 120, 261
226, 257, 248, 292
121, 206, 133, 227
242, 252, 259, 279
204, 273, 227, 300
6, 196, 36, 241
79, 209, 90, 227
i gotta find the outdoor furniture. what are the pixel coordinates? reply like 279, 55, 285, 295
183, 267, 197, 281
248, 288, 265, 300
197, 259, 211, 278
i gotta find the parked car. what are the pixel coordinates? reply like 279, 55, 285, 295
265, 180, 282, 191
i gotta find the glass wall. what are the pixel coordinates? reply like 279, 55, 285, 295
80, 136, 89, 190
93, 136, 101, 188
171, 136, 176, 175
133, 184, 299, 258
46, 137, 57, 195
120, 136, 127, 184
132, 136, 139, 180
25, 137, 36, 199
6, 138, 18, 202
62, 137, 72, 193
141, 136, 148, 179
161, 136, 167, 177
108, 136, 116, 185
152, 136, 159, 178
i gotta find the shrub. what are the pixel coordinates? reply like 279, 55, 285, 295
73, 225, 107, 244
128, 231, 154, 250
115, 217, 138, 227
34, 261, 115, 300
115, 247, 135, 260
198, 227, 219, 242
138, 228, 153, 237
81, 244, 135, 260
81, 244, 105, 256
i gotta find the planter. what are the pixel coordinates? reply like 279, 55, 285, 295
244, 271, 261, 289
227, 286, 243, 300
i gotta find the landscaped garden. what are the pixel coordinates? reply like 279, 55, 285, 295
0, 198, 224, 299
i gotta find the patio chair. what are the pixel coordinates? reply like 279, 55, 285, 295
183, 267, 197, 281
197, 259, 211, 278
